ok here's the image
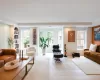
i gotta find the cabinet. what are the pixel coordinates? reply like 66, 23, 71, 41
14, 27, 19, 53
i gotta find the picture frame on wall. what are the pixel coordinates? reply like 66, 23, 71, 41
94, 27, 100, 41
68, 31, 75, 42
33, 28, 37, 45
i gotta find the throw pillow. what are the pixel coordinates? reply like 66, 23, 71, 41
0, 49, 2, 56
89, 44, 97, 52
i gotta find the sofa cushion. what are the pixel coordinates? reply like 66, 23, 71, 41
89, 44, 97, 52
0, 55, 15, 63
97, 55, 100, 59
96, 45, 100, 53
2, 49, 16, 55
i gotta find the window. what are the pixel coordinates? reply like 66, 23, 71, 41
21, 29, 30, 48
39, 31, 53, 46
77, 31, 86, 49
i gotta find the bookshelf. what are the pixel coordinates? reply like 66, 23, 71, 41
14, 27, 19, 53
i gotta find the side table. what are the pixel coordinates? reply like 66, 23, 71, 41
72, 53, 80, 58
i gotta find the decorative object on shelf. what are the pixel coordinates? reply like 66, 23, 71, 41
14, 27, 19, 34
33, 28, 37, 45
4, 60, 20, 70
68, 31, 75, 42
8, 37, 14, 48
14, 27, 19, 53
64, 44, 67, 57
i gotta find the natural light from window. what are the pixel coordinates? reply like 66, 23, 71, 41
77, 31, 85, 50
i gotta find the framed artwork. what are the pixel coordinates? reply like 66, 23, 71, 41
68, 31, 75, 42
33, 28, 37, 45
94, 27, 100, 41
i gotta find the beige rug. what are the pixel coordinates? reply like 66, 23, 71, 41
72, 57, 100, 75
24, 56, 49, 80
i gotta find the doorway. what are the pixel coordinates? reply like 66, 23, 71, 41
38, 27, 64, 55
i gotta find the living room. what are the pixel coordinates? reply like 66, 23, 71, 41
0, 0, 100, 80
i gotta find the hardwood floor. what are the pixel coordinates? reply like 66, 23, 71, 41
47, 54, 100, 80
49, 57, 100, 80
16, 54, 100, 80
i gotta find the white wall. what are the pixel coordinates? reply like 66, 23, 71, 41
64, 27, 77, 56
0, 24, 10, 48
87, 27, 92, 48
64, 27, 92, 56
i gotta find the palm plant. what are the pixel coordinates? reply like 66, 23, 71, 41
39, 37, 49, 55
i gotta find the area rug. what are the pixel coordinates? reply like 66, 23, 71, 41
72, 57, 100, 75
24, 56, 49, 80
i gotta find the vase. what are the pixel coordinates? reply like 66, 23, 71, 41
42, 48, 45, 55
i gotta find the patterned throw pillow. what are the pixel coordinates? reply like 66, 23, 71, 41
0, 49, 2, 56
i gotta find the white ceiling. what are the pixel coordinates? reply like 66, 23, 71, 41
0, 0, 100, 25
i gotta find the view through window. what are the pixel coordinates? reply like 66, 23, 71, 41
21, 29, 30, 48
77, 31, 85, 49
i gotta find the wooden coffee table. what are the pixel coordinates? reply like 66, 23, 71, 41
0, 60, 4, 68
0, 56, 34, 80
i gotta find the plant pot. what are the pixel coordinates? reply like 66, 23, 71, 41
24, 44, 27, 48
42, 49, 45, 55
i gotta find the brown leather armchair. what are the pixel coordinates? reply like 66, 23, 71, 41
0, 49, 16, 63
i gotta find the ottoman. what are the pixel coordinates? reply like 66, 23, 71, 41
53, 52, 63, 61
72, 53, 80, 58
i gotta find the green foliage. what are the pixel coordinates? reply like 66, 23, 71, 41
8, 37, 14, 48
23, 37, 29, 45
39, 37, 49, 49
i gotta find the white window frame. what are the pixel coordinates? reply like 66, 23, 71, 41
77, 30, 86, 50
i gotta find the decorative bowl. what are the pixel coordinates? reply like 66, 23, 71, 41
4, 60, 20, 70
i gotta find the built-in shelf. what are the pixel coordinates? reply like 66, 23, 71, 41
14, 27, 19, 53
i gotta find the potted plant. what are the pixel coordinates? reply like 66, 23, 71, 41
23, 38, 29, 48
39, 37, 49, 55
8, 37, 14, 48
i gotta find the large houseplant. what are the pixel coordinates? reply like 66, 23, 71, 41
39, 37, 49, 55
